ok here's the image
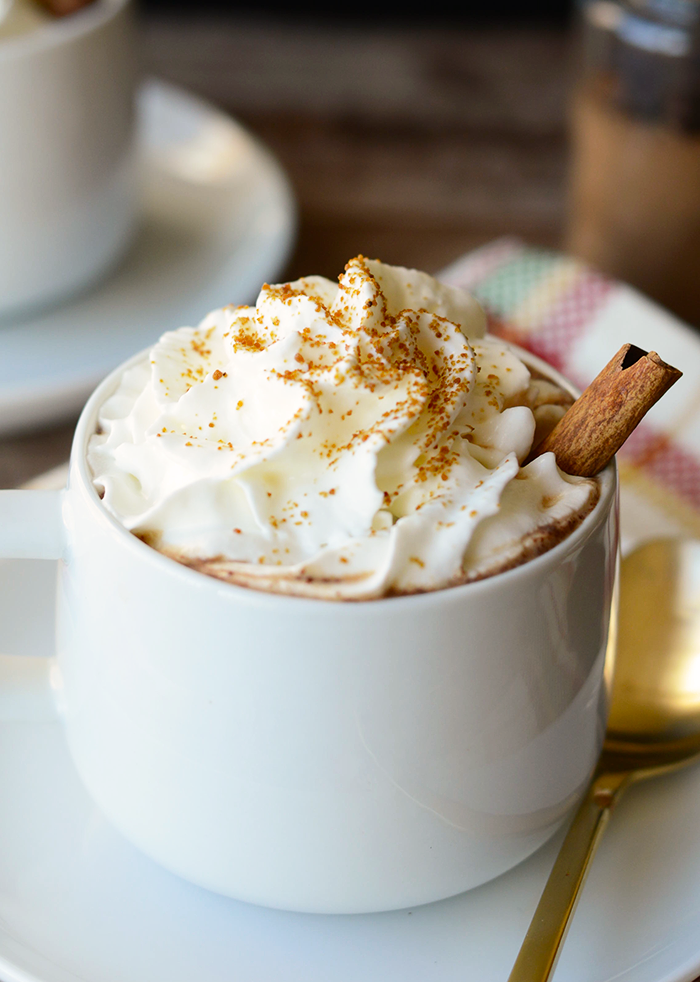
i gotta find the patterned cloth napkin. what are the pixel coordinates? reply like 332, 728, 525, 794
30, 238, 700, 557
440, 238, 700, 553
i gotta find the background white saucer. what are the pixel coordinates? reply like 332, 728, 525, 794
0, 557, 699, 982
0, 79, 296, 437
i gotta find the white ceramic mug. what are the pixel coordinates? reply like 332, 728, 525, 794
0, 348, 619, 914
0, 0, 136, 318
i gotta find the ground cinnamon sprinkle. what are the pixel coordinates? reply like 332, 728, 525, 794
95, 256, 642, 601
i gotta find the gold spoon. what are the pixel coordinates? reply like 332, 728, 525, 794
508, 537, 700, 982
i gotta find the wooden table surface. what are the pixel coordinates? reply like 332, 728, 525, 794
0, 17, 570, 484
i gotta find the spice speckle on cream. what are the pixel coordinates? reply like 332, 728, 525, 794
89, 257, 598, 599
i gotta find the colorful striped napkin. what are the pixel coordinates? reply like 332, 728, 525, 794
440, 239, 700, 552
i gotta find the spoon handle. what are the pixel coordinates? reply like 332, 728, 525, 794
507, 770, 631, 982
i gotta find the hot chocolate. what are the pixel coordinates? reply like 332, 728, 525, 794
0, 0, 96, 36
88, 258, 599, 600
0, 0, 50, 39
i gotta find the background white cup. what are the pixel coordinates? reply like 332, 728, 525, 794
0, 347, 619, 914
0, 0, 136, 319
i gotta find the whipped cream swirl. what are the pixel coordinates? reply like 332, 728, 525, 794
89, 258, 597, 599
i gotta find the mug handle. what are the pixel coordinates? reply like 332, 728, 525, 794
0, 489, 65, 722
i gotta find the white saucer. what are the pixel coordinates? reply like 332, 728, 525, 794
0, 560, 699, 982
0, 79, 296, 437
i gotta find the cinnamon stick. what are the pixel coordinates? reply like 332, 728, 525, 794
528, 344, 682, 477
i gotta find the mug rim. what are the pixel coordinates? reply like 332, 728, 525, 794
0, 0, 129, 62
70, 341, 618, 614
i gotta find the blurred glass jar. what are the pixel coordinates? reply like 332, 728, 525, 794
567, 0, 700, 324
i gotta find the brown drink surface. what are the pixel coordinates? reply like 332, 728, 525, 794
162, 491, 598, 598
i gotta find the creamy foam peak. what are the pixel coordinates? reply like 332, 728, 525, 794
89, 257, 597, 599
